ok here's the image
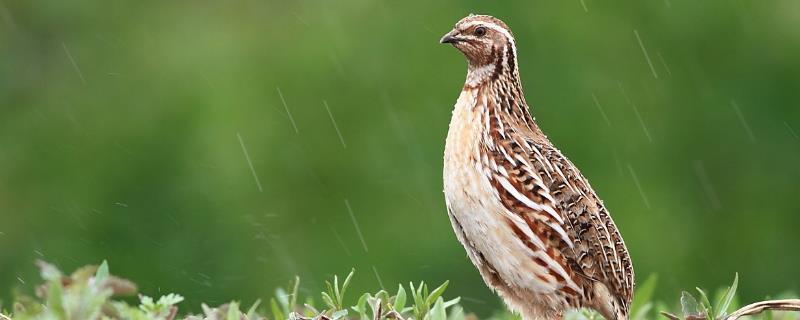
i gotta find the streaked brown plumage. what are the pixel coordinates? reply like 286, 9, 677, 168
440, 15, 634, 319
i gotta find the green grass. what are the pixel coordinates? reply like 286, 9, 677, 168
2, 261, 797, 320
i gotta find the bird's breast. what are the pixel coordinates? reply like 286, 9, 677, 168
442, 89, 520, 279
443, 89, 486, 213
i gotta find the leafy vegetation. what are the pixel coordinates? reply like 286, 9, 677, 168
2, 261, 797, 320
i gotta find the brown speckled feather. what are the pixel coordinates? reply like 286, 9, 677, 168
442, 15, 634, 320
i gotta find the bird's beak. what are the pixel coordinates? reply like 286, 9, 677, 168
440, 30, 461, 44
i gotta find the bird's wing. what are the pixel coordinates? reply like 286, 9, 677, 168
482, 126, 584, 295
533, 141, 635, 305
482, 120, 633, 302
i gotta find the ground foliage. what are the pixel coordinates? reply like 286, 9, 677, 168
2, 261, 798, 320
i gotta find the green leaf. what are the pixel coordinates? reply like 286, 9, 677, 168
351, 293, 370, 320
415, 281, 424, 300
289, 276, 300, 311
332, 309, 348, 320
427, 297, 446, 320
246, 299, 262, 319
325, 280, 336, 308
681, 291, 700, 318
410, 281, 426, 319
140, 295, 155, 310
447, 305, 464, 320
47, 280, 67, 320
325, 280, 333, 294
37, 260, 63, 282
340, 268, 355, 304
157, 293, 184, 307
367, 295, 382, 320
442, 297, 460, 309
716, 273, 739, 318
226, 301, 240, 320
271, 298, 285, 320
334, 274, 341, 306
95, 260, 109, 286
695, 287, 714, 320
426, 281, 449, 308
375, 290, 390, 304
321, 292, 336, 309
394, 284, 407, 312
630, 274, 657, 318
275, 287, 289, 310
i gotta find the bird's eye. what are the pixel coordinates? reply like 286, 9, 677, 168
474, 26, 486, 37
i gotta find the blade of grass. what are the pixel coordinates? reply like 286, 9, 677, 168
394, 284, 407, 312
716, 273, 739, 318
271, 298, 285, 320
426, 281, 449, 307
695, 288, 714, 320
226, 301, 240, 320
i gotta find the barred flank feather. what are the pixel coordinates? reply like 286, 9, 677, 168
441, 15, 634, 320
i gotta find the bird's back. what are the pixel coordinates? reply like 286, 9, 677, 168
522, 136, 635, 317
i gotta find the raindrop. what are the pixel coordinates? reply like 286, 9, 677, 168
590, 92, 612, 127
236, 132, 264, 192
730, 99, 756, 142
656, 52, 672, 76
619, 83, 653, 142
277, 87, 299, 134
372, 265, 385, 290
344, 199, 369, 253
633, 30, 659, 79
784, 121, 799, 140
323, 100, 347, 148
627, 164, 651, 209
62, 42, 86, 84
330, 226, 353, 257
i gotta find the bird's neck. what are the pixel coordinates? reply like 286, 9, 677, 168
464, 42, 521, 85
463, 54, 545, 140
464, 58, 520, 88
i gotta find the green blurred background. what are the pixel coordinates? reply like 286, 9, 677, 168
2, 0, 799, 316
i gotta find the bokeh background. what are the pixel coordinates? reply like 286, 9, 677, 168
2, 0, 799, 316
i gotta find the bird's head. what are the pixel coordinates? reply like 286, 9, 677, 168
440, 14, 518, 70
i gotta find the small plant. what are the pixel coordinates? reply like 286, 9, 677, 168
138, 293, 185, 319
270, 276, 300, 320
321, 269, 354, 313
291, 271, 460, 320
7, 260, 265, 320
4, 260, 799, 320
408, 280, 460, 320
656, 273, 739, 320
659, 273, 800, 320
4, 261, 463, 320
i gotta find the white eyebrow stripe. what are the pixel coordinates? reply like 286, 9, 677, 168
461, 20, 518, 71
461, 21, 516, 45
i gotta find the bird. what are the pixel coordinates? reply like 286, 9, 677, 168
440, 14, 634, 320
